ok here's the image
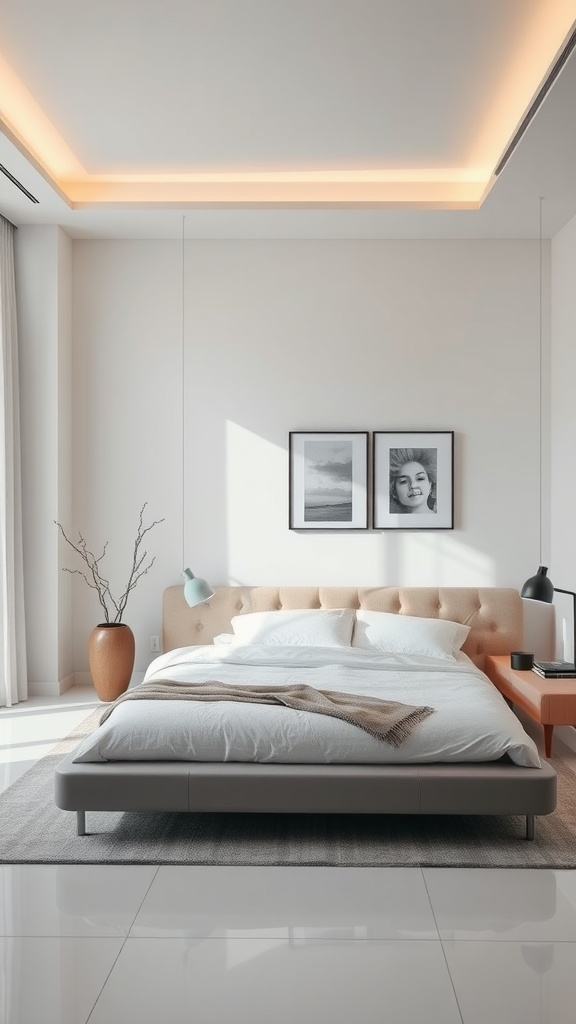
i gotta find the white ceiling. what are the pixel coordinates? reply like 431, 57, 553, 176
0, 0, 575, 239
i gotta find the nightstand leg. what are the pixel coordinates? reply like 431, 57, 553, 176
543, 725, 554, 758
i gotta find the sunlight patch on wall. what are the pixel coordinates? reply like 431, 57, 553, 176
392, 533, 496, 587
225, 422, 381, 585
225, 422, 497, 588
225, 421, 285, 585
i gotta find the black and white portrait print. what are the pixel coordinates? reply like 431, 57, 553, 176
373, 432, 454, 530
388, 447, 438, 515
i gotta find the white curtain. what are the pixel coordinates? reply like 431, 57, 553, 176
0, 215, 27, 706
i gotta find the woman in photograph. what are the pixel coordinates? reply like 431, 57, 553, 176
389, 448, 437, 514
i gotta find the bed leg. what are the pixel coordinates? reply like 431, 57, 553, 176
77, 810, 86, 837
526, 815, 535, 841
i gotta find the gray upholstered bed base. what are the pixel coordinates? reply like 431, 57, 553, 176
55, 586, 558, 840
55, 756, 557, 841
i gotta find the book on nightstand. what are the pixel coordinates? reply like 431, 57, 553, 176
533, 660, 576, 678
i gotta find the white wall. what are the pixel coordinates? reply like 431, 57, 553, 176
57, 230, 73, 684
547, 211, 576, 743
16, 226, 73, 695
70, 241, 181, 679
551, 213, 576, 590
64, 238, 546, 677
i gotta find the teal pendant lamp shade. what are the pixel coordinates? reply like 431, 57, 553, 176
182, 568, 214, 608
521, 566, 554, 603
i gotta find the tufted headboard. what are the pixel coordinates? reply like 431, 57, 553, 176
162, 586, 522, 669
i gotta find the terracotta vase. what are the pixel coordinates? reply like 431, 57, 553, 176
88, 623, 135, 702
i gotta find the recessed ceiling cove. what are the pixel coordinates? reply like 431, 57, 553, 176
0, 0, 575, 213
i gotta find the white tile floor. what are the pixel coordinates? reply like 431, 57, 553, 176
2, 689, 576, 1023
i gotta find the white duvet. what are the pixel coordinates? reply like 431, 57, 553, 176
73, 644, 541, 768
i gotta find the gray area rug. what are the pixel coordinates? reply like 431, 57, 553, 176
1, 710, 576, 867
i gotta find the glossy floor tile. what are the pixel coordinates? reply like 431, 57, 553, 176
0, 864, 158, 936
424, 867, 576, 941
88, 936, 463, 1024
0, 687, 99, 795
443, 940, 576, 1024
2, 689, 576, 1024
130, 864, 439, 939
0, 936, 124, 1024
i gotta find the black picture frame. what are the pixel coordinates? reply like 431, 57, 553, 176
289, 431, 369, 530
373, 431, 454, 529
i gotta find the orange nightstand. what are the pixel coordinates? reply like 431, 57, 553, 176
485, 654, 576, 758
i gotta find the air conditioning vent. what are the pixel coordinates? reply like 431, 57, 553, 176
494, 28, 576, 177
0, 163, 39, 203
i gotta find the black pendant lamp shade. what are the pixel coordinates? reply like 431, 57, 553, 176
521, 565, 554, 603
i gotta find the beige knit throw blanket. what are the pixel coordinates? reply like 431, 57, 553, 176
100, 679, 435, 748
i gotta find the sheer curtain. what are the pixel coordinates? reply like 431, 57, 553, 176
0, 215, 27, 706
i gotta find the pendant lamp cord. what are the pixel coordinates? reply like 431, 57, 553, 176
538, 196, 543, 566
181, 214, 186, 570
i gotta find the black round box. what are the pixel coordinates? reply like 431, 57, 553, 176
510, 651, 534, 670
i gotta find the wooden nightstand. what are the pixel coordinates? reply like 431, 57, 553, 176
485, 654, 576, 758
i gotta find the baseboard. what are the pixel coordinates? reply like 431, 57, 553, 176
74, 671, 93, 688
27, 670, 146, 698
27, 673, 76, 698
73, 670, 145, 689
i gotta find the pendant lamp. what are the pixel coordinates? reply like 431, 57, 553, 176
182, 567, 215, 608
180, 215, 214, 608
521, 197, 553, 603
521, 566, 554, 603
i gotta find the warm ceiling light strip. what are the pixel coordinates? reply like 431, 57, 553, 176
65, 168, 484, 185
0, 54, 84, 180
63, 178, 483, 208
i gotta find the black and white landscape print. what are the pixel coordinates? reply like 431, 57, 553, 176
289, 431, 369, 530
303, 437, 353, 522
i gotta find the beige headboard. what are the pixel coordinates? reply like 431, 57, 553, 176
162, 586, 522, 669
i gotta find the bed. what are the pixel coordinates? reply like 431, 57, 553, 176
55, 586, 557, 839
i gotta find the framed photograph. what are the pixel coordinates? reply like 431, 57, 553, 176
373, 431, 454, 529
289, 431, 369, 530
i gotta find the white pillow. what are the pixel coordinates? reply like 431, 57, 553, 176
229, 608, 354, 647
213, 633, 235, 645
352, 609, 470, 660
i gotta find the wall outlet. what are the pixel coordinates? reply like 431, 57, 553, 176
150, 635, 160, 653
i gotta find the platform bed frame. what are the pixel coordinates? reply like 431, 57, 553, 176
55, 586, 557, 840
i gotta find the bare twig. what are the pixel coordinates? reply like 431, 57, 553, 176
55, 503, 164, 623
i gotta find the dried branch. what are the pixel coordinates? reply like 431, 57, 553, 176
55, 503, 164, 623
